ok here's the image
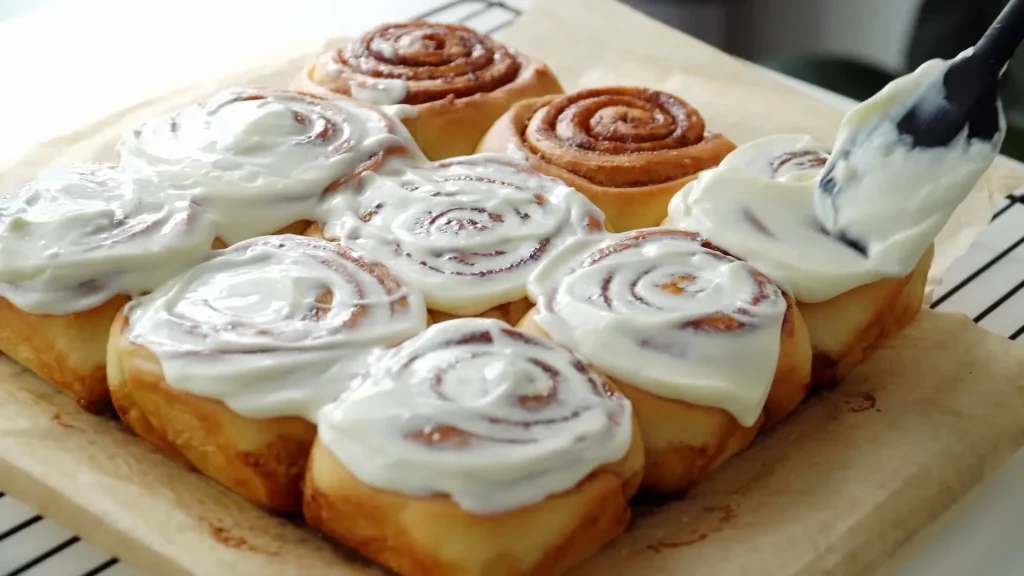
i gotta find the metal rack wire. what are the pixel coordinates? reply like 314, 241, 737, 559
4, 0, 1023, 574
0, 2, 524, 576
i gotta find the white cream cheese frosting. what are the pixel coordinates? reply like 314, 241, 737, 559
667, 135, 904, 303
669, 57, 1002, 304
122, 234, 429, 421
117, 87, 424, 245
317, 153, 607, 316
527, 228, 787, 426
0, 163, 217, 315
316, 317, 634, 515
814, 56, 1004, 272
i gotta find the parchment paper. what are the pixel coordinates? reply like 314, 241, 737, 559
2, 0, 1024, 574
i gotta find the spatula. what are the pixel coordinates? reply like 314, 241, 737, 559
814, 0, 1024, 252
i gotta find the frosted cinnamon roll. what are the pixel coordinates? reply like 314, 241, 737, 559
118, 87, 423, 245
664, 135, 934, 384
292, 21, 563, 160
0, 164, 216, 413
521, 228, 811, 492
107, 235, 428, 511
309, 154, 607, 324
304, 317, 644, 576
477, 86, 736, 232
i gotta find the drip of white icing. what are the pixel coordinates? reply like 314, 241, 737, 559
381, 104, 419, 120
316, 317, 633, 515
527, 229, 786, 426
505, 140, 529, 162
0, 164, 217, 315
123, 235, 428, 421
317, 154, 607, 316
117, 87, 424, 245
351, 78, 409, 106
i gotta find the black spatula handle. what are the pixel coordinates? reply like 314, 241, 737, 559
975, 0, 1024, 74
895, 0, 1024, 148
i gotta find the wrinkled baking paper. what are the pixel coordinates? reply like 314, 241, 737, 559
2, 0, 1024, 574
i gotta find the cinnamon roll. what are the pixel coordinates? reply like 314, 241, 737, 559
304, 317, 644, 576
292, 21, 563, 160
0, 164, 217, 413
521, 228, 811, 492
477, 86, 736, 232
106, 234, 428, 511
117, 87, 423, 245
664, 134, 934, 385
309, 154, 607, 325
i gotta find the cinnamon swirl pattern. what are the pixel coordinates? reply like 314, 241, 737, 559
527, 228, 789, 427
107, 235, 428, 510
315, 154, 606, 321
306, 317, 644, 575
118, 234, 428, 420
665, 135, 934, 384
315, 317, 635, 514
294, 22, 563, 160
0, 164, 216, 315
478, 86, 736, 231
522, 228, 812, 491
0, 163, 217, 412
118, 88, 423, 244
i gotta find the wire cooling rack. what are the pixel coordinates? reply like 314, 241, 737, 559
3, 0, 1024, 575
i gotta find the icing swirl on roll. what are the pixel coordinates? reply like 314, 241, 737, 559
0, 164, 216, 315
304, 22, 526, 106
666, 134, 927, 303
317, 317, 633, 514
515, 87, 735, 188
123, 235, 428, 421
318, 154, 606, 316
527, 228, 787, 426
718, 133, 830, 182
118, 88, 423, 244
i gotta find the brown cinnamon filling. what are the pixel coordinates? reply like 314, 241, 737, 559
331, 22, 522, 105
155, 236, 410, 353
359, 162, 575, 278
394, 327, 612, 448
769, 150, 829, 179
522, 87, 731, 188
580, 228, 786, 336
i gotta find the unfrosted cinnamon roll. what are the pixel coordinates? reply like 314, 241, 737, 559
118, 87, 423, 245
521, 228, 811, 492
664, 134, 934, 385
308, 154, 607, 325
477, 86, 736, 232
0, 164, 217, 413
292, 21, 563, 160
304, 317, 644, 576
106, 234, 428, 511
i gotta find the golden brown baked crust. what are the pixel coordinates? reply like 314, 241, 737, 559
799, 244, 935, 385
303, 410, 645, 576
292, 22, 564, 160
477, 87, 736, 232
106, 310, 316, 512
514, 227, 811, 492
518, 296, 810, 493
427, 297, 534, 326
0, 294, 128, 414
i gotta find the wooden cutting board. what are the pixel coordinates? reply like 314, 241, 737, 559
2, 1, 1024, 574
